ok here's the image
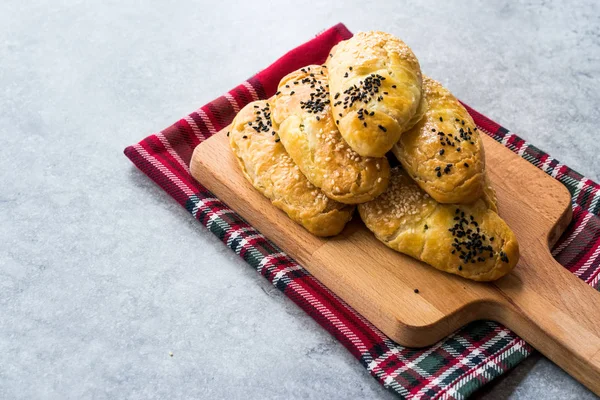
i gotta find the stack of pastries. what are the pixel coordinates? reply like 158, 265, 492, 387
228, 31, 519, 281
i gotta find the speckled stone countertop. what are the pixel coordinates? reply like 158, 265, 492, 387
1, 1, 599, 398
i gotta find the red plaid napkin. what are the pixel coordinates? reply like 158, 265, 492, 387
124, 23, 600, 399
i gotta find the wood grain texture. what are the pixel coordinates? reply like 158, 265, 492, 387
190, 128, 600, 395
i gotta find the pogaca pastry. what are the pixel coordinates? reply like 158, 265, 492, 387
358, 167, 519, 281
327, 31, 423, 157
271, 65, 390, 204
392, 76, 485, 204
229, 99, 354, 237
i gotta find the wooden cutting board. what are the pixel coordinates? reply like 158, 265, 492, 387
190, 127, 600, 395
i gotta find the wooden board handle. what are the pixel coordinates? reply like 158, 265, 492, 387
493, 242, 600, 395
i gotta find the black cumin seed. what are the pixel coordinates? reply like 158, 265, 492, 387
424, 224, 428, 230
392, 85, 397, 88
437, 171, 442, 177
457, 147, 461, 152
458, 266, 463, 271
290, 91, 295, 95
334, 93, 340, 99
344, 72, 349, 78
275, 91, 281, 95
439, 149, 445, 155
363, 122, 367, 127
349, 66, 353, 70
242, 135, 247, 139
435, 166, 441, 171
275, 138, 280, 142
439, 116, 443, 122
316, 116, 320, 121
464, 162, 469, 167
378, 125, 387, 132
414, 289, 419, 294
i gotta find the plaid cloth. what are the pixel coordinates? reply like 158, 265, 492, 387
124, 24, 600, 399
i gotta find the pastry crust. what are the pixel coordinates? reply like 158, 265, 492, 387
392, 76, 485, 204
482, 173, 498, 213
229, 99, 354, 237
358, 168, 519, 281
271, 65, 390, 204
326, 31, 423, 157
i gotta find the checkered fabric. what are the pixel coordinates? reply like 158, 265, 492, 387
124, 24, 600, 399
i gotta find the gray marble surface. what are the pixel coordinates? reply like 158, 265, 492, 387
1, 0, 599, 399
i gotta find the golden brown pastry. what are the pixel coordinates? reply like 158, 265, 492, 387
482, 174, 498, 213
271, 65, 390, 204
358, 167, 519, 281
392, 76, 485, 204
326, 31, 423, 157
229, 99, 354, 237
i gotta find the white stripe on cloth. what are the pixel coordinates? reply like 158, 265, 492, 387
133, 144, 195, 197
272, 265, 304, 286
197, 108, 217, 135
589, 271, 600, 289
442, 339, 528, 400
156, 131, 189, 172
572, 178, 590, 204
226, 226, 259, 246
416, 327, 511, 398
590, 188, 600, 212
552, 211, 592, 256
288, 280, 370, 355
517, 141, 529, 157
551, 163, 564, 179
541, 155, 555, 174
501, 132, 514, 146
576, 243, 600, 279
310, 277, 388, 342
257, 252, 288, 274
184, 115, 206, 142
187, 196, 218, 218
224, 93, 241, 113
242, 81, 260, 101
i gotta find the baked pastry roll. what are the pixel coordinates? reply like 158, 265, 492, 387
271, 65, 390, 204
483, 174, 498, 213
229, 99, 354, 237
392, 76, 485, 204
358, 167, 519, 281
326, 31, 423, 157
